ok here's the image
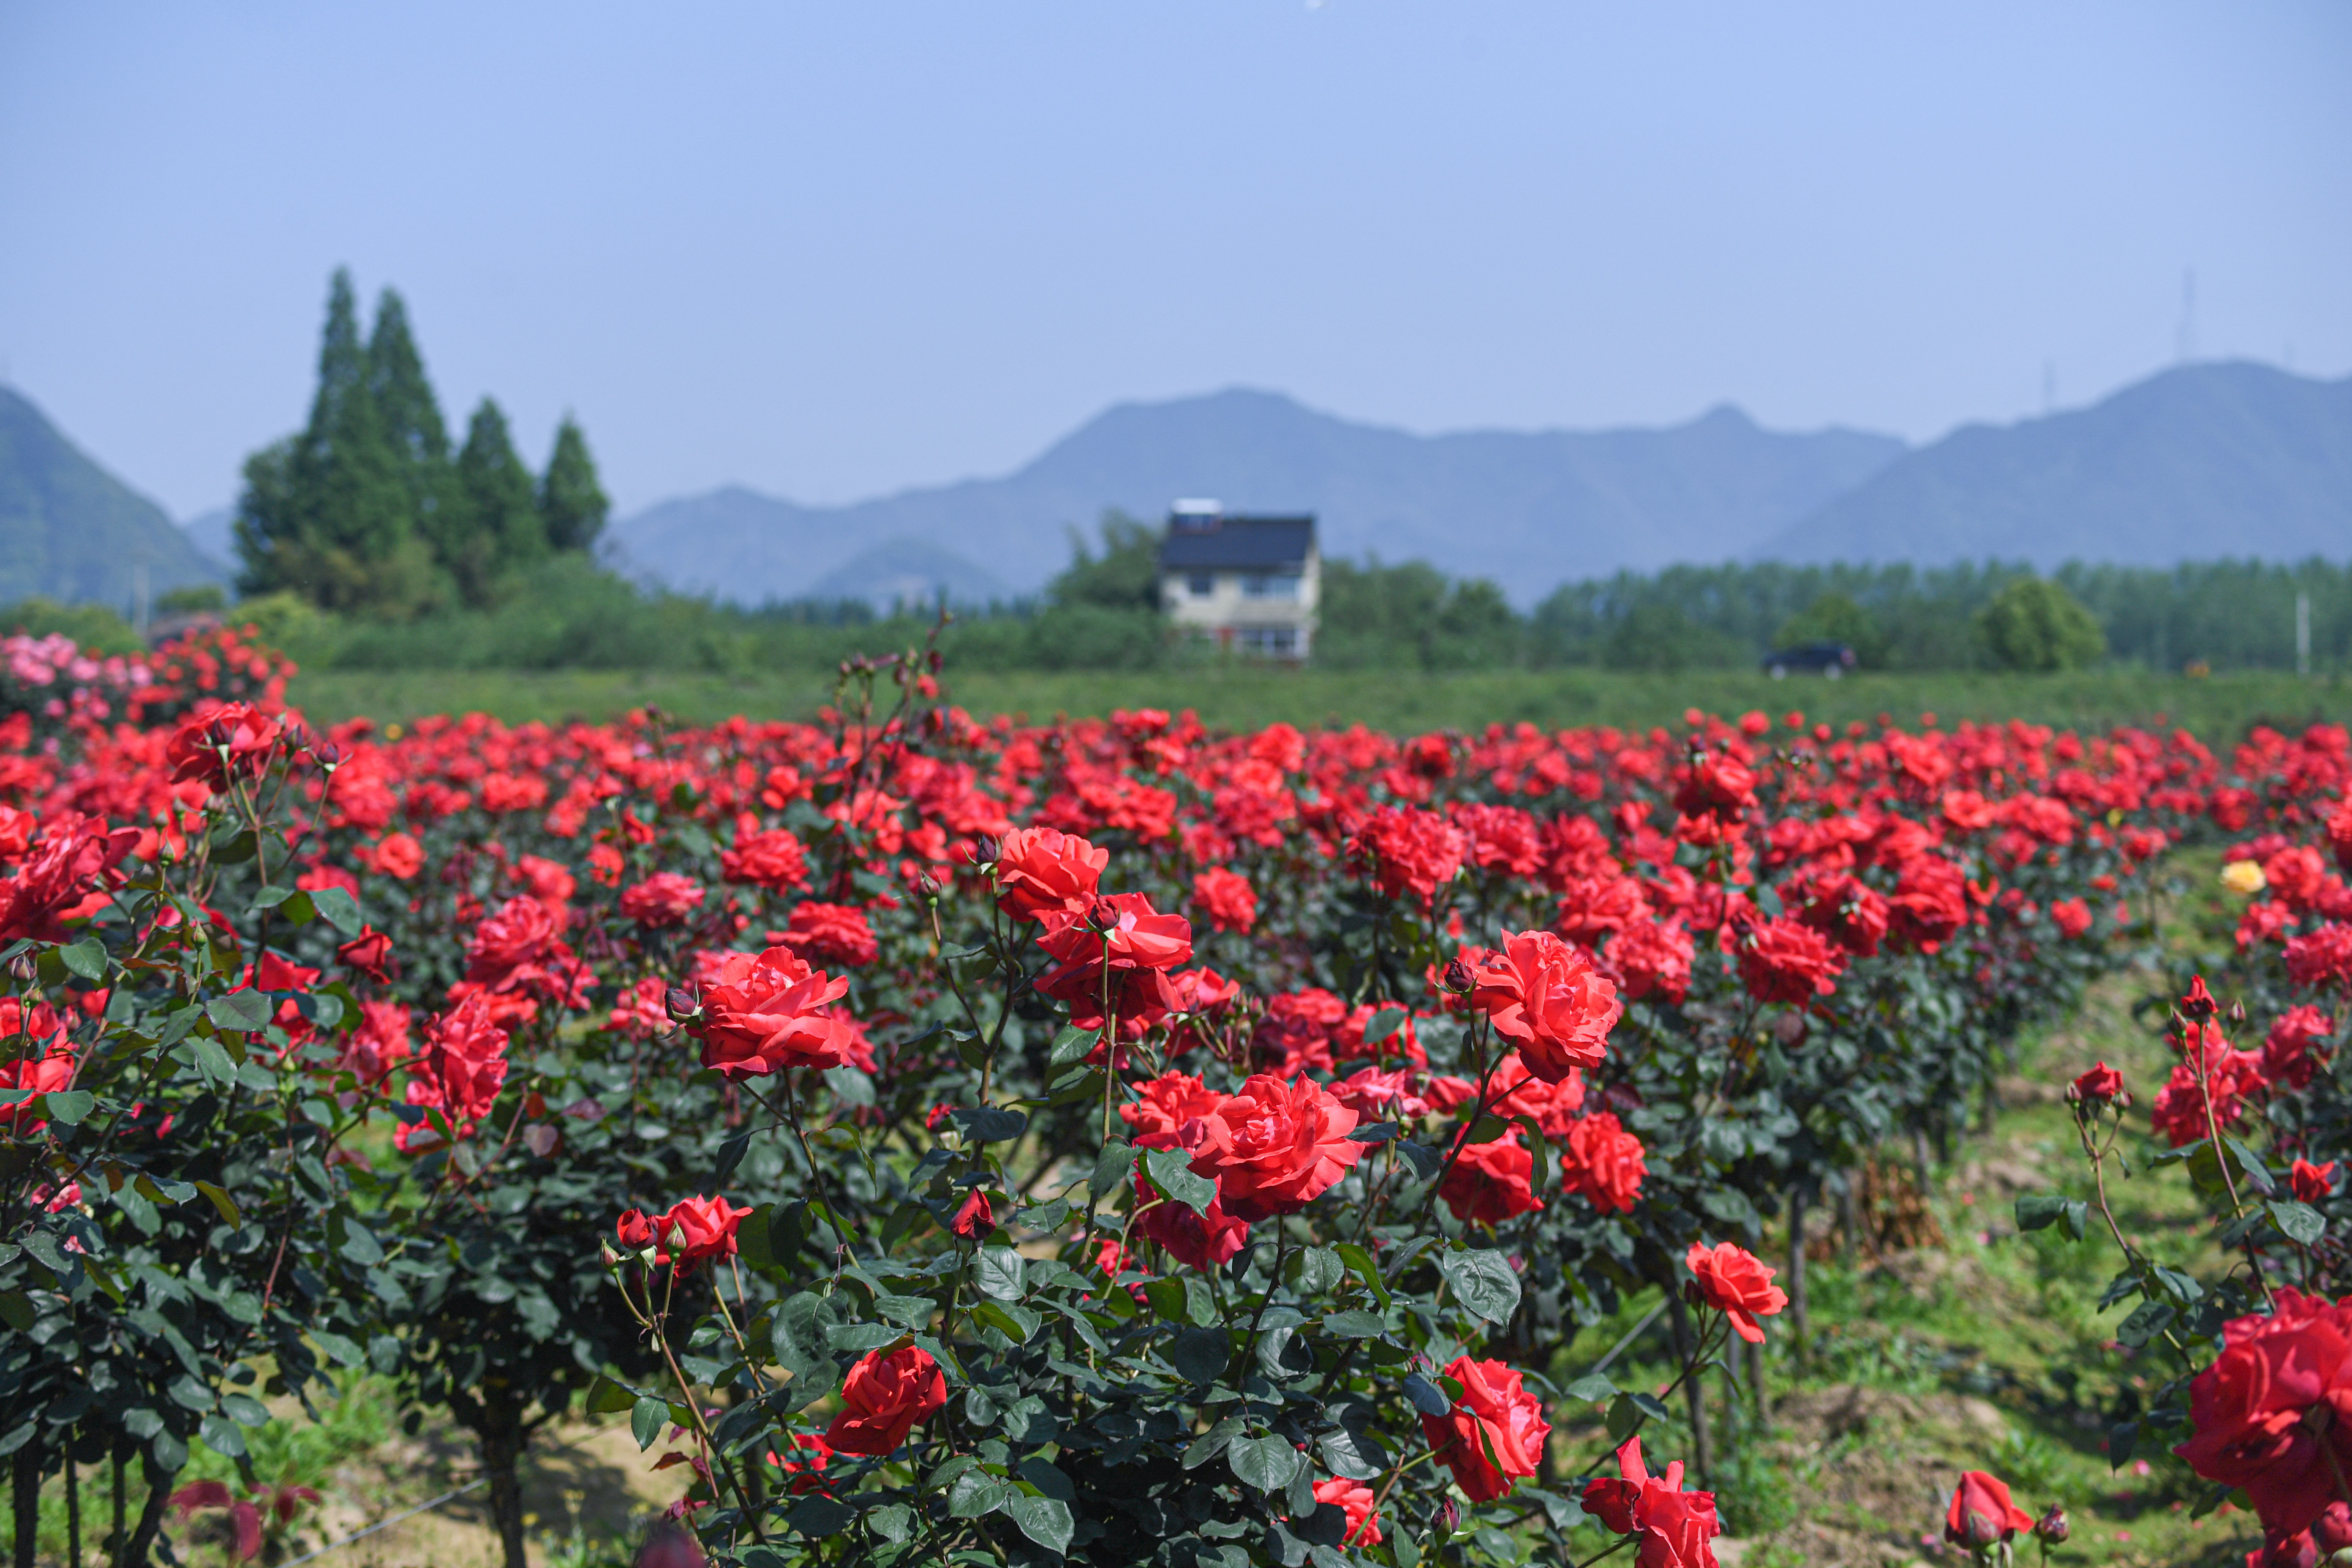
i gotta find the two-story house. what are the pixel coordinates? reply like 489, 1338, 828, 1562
1157, 501, 1320, 660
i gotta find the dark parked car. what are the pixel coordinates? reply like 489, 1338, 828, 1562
1763, 642, 1857, 678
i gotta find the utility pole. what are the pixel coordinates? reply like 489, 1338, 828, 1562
2297, 591, 2312, 676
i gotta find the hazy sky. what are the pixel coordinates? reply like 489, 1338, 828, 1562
2, 3, 2346, 520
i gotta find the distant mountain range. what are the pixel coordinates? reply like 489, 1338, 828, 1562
612, 361, 2352, 609
0, 388, 227, 612
4, 362, 2347, 618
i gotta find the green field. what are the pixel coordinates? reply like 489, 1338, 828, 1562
286, 664, 2352, 740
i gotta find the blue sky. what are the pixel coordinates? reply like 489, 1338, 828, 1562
1, 2, 2345, 519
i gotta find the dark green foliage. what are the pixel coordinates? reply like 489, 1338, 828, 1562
1048, 513, 1162, 614
1313, 560, 1519, 671
1977, 577, 2107, 672
0, 597, 145, 654
155, 584, 228, 616
1774, 591, 1889, 667
449, 400, 550, 605
537, 417, 609, 554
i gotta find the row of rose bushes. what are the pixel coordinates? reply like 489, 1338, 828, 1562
0, 623, 2314, 1566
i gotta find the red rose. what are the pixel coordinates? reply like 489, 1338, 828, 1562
774, 902, 880, 968
721, 827, 811, 893
1310, 1476, 1381, 1546
951, 1188, 995, 1239
2050, 897, 2093, 938
2264, 1007, 2337, 1092
2292, 1160, 2339, 1205
1685, 1241, 1788, 1344
2332, 800, 2352, 876
823, 1345, 947, 1456
341, 999, 411, 1085
1130, 1159, 1250, 1270
992, 826, 1108, 921
1441, 1132, 1542, 1227
1192, 867, 1258, 934
2068, 1061, 2126, 1106
656, 1194, 753, 1266
1118, 1072, 1227, 1142
2287, 924, 2352, 991
336, 926, 395, 983
0, 1046, 76, 1136
1349, 806, 1465, 906
1888, 856, 1970, 951
1418, 1356, 1549, 1503
165, 702, 276, 790
1737, 917, 1844, 1006
1179, 1071, 1364, 1222
765, 1433, 833, 1496
1943, 1470, 2034, 1548
1560, 1112, 1646, 1214
1468, 929, 1622, 1083
465, 896, 561, 988
0, 814, 140, 944
2174, 1289, 2352, 1536
1674, 750, 1756, 821
692, 947, 855, 1078
1581, 1436, 1722, 1568
1792, 873, 1889, 958
619, 873, 705, 928
1607, 920, 1694, 1004
1038, 892, 1194, 973
400, 994, 510, 1148
370, 832, 425, 881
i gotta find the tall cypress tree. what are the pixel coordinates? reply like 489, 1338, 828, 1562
234, 270, 433, 615
366, 289, 464, 597
449, 399, 547, 604
537, 416, 609, 553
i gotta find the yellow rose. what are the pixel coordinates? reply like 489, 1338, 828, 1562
2219, 860, 2266, 896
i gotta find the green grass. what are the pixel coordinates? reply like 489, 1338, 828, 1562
285, 665, 2352, 739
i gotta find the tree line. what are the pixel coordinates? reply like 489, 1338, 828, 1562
233, 270, 610, 618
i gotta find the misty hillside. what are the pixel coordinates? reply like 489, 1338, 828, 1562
613, 391, 1907, 608
1760, 362, 2352, 568
0, 387, 227, 611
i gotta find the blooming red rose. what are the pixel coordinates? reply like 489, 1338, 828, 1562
1468, 929, 1622, 1084
1441, 1131, 1543, 1228
1131, 1158, 1250, 1270
1311, 1476, 1382, 1546
951, 1188, 995, 1239
400, 994, 510, 1148
1686, 1241, 1788, 1344
1192, 866, 1258, 934
1418, 1356, 1549, 1503
1608, 919, 1695, 1004
2264, 1007, 2337, 1092
1560, 1111, 1646, 1214
370, 832, 425, 881
774, 902, 880, 968
0, 813, 141, 943
2149, 1023, 2264, 1148
1039, 892, 1194, 973
1792, 873, 1890, 958
823, 1345, 947, 1456
1119, 1072, 1228, 1142
1737, 917, 1845, 1006
621, 1194, 754, 1269
165, 702, 276, 790
2173, 1288, 2352, 1535
465, 896, 562, 989
2287, 924, 2352, 991
692, 947, 855, 1078
341, 999, 411, 1085
721, 827, 811, 893
1943, 1470, 2034, 1549
993, 826, 1108, 921
620, 873, 706, 928
2292, 1160, 2339, 1205
2050, 896, 2093, 938
1179, 1072, 1364, 1222
1349, 806, 1465, 906
1674, 750, 1756, 822
1581, 1436, 1721, 1568
2068, 1061, 2127, 1107
1888, 856, 1970, 951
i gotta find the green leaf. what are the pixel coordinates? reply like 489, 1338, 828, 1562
1183, 1416, 1244, 1469
1006, 1493, 1074, 1555
1143, 1146, 1217, 1216
948, 1469, 1010, 1519
1336, 1242, 1390, 1307
1091, 1139, 1134, 1200
2272, 1199, 2327, 1245
972, 1300, 1041, 1343
1437, 1248, 1521, 1324
1564, 1373, 1618, 1404
870, 1505, 914, 1544
1018, 1456, 1075, 1502
1318, 1426, 1380, 1481
975, 1246, 1026, 1302
1604, 1393, 1642, 1443
1288, 1246, 1342, 1294
2015, 1194, 2074, 1232
1170, 1326, 1230, 1386
1229, 1433, 1304, 1493
1362, 1007, 1406, 1046
788, 1496, 855, 1537
0, 1291, 31, 1332
1047, 1026, 1096, 1070
280, 890, 318, 925
1321, 1310, 1388, 1339
207, 991, 271, 1033
1402, 1373, 1450, 1416
41, 1090, 93, 1126
59, 938, 107, 981
307, 886, 364, 936
193, 1181, 240, 1227
630, 1396, 669, 1452
954, 1105, 1027, 1143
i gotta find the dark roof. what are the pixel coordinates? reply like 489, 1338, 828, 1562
1159, 515, 1315, 571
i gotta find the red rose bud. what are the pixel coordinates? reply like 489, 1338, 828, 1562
919, 873, 941, 900
1944, 1471, 2032, 1549
952, 1188, 995, 1239
336, 927, 394, 983
2034, 1507, 2069, 1544
2293, 1159, 2340, 1205
2179, 975, 2217, 1022
1441, 958, 1473, 994
2068, 1061, 2126, 1107
664, 988, 700, 1023
972, 834, 1001, 868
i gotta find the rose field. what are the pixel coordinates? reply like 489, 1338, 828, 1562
7, 623, 2352, 1568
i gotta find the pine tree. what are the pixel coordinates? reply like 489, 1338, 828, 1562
449, 399, 547, 604
537, 416, 609, 554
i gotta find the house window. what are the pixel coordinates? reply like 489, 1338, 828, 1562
1186, 573, 1215, 596
1237, 626, 1298, 657
1241, 573, 1300, 599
